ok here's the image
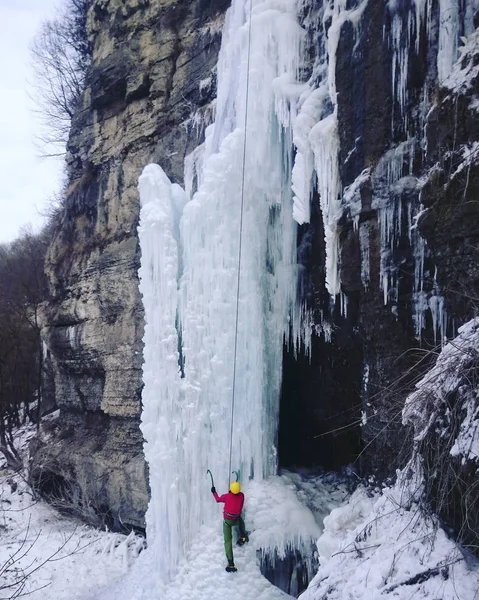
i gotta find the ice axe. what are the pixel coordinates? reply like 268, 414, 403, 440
231, 470, 240, 483
206, 469, 215, 488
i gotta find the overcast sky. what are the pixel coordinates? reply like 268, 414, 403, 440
0, 0, 63, 244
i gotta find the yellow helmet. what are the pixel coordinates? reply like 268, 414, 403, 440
230, 481, 241, 494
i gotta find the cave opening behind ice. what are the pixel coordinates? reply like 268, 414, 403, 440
278, 196, 363, 472
278, 333, 363, 471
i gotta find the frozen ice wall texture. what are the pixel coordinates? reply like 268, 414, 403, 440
139, 0, 479, 580
138, 0, 305, 581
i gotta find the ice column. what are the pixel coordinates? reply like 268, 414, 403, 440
437, 0, 461, 82
138, 0, 304, 583
138, 166, 187, 577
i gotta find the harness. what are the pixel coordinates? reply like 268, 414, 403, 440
225, 511, 240, 520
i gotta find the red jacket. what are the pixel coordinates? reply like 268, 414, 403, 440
213, 491, 244, 520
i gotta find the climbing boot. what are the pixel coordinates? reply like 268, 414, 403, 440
225, 560, 237, 573
237, 535, 249, 546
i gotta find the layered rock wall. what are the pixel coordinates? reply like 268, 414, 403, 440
35, 0, 230, 529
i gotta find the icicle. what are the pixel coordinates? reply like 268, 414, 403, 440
339, 291, 348, 316
388, 7, 411, 130
372, 140, 418, 308
310, 112, 342, 295
386, 0, 449, 133
386, 0, 431, 131
291, 86, 328, 225
359, 221, 370, 290
184, 136, 208, 200
413, 0, 427, 52
428, 268, 448, 345
437, 0, 460, 82
67, 326, 76, 349
362, 362, 370, 396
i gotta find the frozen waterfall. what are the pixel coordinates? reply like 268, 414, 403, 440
136, 0, 478, 586
138, 0, 305, 583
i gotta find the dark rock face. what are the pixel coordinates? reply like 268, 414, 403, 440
420, 62, 479, 319
416, 33, 479, 546
279, 0, 479, 482
279, 196, 363, 471
31, 413, 147, 531
37, 0, 230, 529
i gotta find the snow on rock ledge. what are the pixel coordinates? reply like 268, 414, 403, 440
403, 317, 479, 461
300, 472, 479, 600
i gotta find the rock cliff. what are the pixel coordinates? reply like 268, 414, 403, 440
34, 0, 230, 530
35, 0, 479, 542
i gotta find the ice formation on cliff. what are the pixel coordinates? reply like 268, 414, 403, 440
138, 0, 306, 582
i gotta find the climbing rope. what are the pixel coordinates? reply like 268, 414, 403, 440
227, 0, 254, 488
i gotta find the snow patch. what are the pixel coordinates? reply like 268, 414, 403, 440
404, 317, 479, 462
0, 457, 142, 600
300, 465, 479, 599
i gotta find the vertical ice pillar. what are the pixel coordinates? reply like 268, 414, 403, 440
138, 0, 305, 583
138, 165, 187, 581
437, 0, 460, 82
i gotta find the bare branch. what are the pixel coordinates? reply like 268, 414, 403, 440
30, 0, 91, 156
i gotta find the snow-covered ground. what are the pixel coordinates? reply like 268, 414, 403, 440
300, 320, 479, 600
81, 469, 351, 600
0, 426, 144, 600
6, 321, 479, 600
300, 472, 479, 599
2, 444, 479, 600
0, 456, 351, 600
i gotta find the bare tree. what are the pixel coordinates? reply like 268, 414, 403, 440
30, 0, 92, 156
0, 229, 49, 469
0, 513, 88, 599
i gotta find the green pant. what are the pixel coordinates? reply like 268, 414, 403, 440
223, 516, 246, 562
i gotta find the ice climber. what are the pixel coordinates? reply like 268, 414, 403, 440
211, 481, 249, 572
